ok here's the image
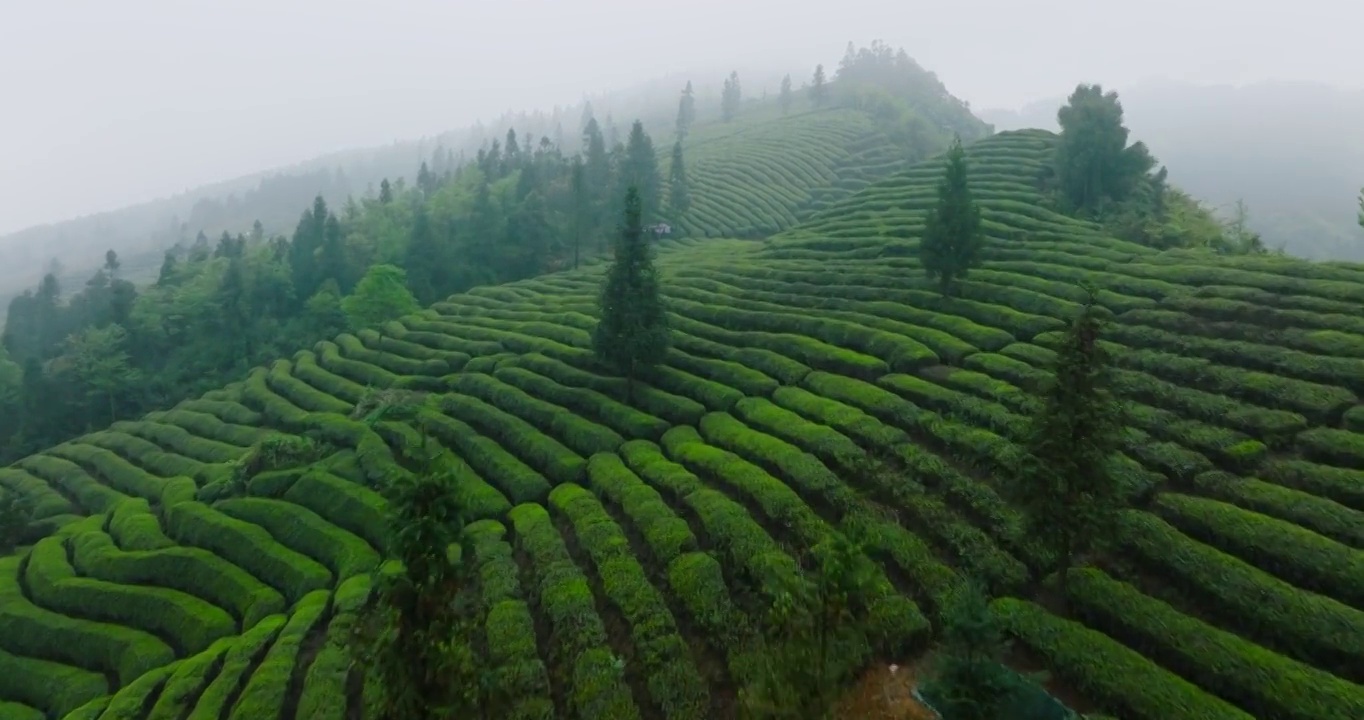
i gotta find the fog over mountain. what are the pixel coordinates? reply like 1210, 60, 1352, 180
1, 0, 1360, 288
982, 79, 1364, 261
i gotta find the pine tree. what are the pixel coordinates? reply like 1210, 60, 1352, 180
779, 74, 793, 115
571, 157, 587, 270
1007, 287, 1125, 599
920, 137, 984, 297
676, 80, 696, 139
925, 580, 1017, 720
593, 187, 670, 404
622, 120, 661, 222
810, 64, 828, 107
379, 178, 394, 204
721, 71, 742, 122
668, 141, 691, 216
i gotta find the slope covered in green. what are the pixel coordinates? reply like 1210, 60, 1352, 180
3, 129, 1364, 720
670, 106, 914, 238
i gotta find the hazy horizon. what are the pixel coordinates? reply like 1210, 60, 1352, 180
3, 0, 1361, 235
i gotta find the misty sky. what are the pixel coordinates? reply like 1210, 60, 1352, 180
1, 0, 1360, 236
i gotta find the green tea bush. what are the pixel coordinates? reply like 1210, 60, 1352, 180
1116, 510, 1364, 680
418, 411, 551, 504
585, 453, 697, 563
620, 439, 804, 602
16, 455, 124, 514
0, 645, 108, 719
440, 394, 586, 485
144, 638, 233, 719
0, 555, 174, 685
1154, 493, 1364, 607
70, 528, 285, 628
1259, 459, 1364, 512
1066, 567, 1364, 720
448, 373, 625, 456
165, 501, 332, 602
44, 443, 168, 502
550, 484, 710, 719
283, 470, 387, 550
226, 590, 331, 720
508, 503, 641, 720
95, 660, 180, 720
992, 597, 1250, 720
1190, 471, 1364, 548
494, 366, 670, 440
25, 535, 235, 655
150, 409, 268, 448
214, 498, 379, 580
186, 614, 287, 720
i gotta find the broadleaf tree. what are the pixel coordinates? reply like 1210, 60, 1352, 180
592, 186, 670, 404
343, 264, 420, 346
1054, 84, 1156, 214
1006, 286, 1125, 599
350, 417, 484, 719
920, 137, 984, 296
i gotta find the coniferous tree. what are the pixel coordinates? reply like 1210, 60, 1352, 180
810, 64, 828, 106
571, 156, 587, 270
583, 118, 612, 236
925, 580, 1017, 720
592, 187, 669, 403
721, 71, 742, 121
1007, 287, 1125, 599
416, 161, 436, 195
622, 121, 662, 222
156, 251, 178, 287
379, 178, 394, 204
676, 81, 696, 139
779, 74, 793, 115
920, 137, 984, 297
1356, 188, 1363, 230
668, 141, 691, 216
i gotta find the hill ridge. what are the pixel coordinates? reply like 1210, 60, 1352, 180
2, 129, 1363, 719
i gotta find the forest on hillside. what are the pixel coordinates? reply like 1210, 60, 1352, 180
0, 43, 987, 465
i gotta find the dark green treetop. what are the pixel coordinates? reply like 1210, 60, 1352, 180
920, 136, 984, 296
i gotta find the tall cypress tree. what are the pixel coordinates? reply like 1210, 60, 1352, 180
1007, 287, 1125, 600
779, 74, 793, 115
593, 187, 669, 404
810, 64, 828, 107
676, 81, 696, 140
721, 71, 742, 121
623, 120, 661, 222
920, 137, 983, 297
668, 141, 691, 216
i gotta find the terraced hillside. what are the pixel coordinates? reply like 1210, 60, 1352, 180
669, 105, 924, 239
4, 128, 1364, 719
